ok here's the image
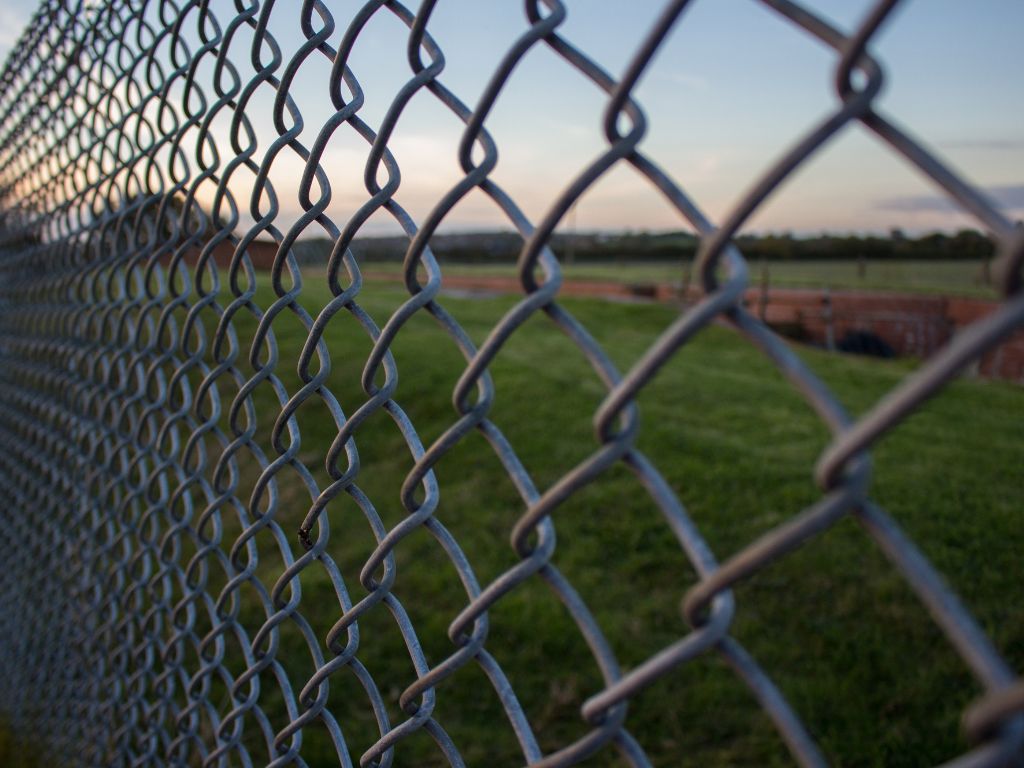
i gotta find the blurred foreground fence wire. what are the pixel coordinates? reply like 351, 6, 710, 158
0, 0, 1022, 766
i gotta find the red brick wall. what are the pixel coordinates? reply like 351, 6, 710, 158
738, 287, 1024, 382
173, 238, 280, 272
431, 277, 1024, 383
159, 251, 1024, 383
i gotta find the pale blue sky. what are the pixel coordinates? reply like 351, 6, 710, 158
2, 0, 1022, 235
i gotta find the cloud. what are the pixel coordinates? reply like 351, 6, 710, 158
658, 71, 709, 92
875, 184, 1024, 213
938, 139, 1024, 151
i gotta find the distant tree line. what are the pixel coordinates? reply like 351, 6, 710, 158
733, 229, 994, 262
289, 228, 996, 265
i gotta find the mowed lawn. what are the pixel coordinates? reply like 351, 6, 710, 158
183, 276, 1023, 768
361, 259, 997, 299
7, 279, 1016, 768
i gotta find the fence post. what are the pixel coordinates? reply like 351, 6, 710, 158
823, 287, 835, 351
758, 263, 770, 323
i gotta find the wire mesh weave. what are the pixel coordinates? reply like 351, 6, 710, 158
0, 0, 1022, 766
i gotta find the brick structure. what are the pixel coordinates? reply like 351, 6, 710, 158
167, 248, 1024, 382
375, 273, 1024, 383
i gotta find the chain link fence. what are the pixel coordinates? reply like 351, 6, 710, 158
0, 0, 1022, 766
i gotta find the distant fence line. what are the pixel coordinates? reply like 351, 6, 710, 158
183, 238, 1024, 381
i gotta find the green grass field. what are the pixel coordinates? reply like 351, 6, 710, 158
6, 280, 1017, 768
361, 259, 997, 299
183, 279, 1021, 767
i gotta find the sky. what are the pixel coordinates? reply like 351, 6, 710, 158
1, 0, 1022, 236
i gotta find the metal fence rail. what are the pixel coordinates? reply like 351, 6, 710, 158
0, 1, 1021, 766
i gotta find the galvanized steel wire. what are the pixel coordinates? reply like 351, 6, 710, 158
0, 0, 1022, 766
